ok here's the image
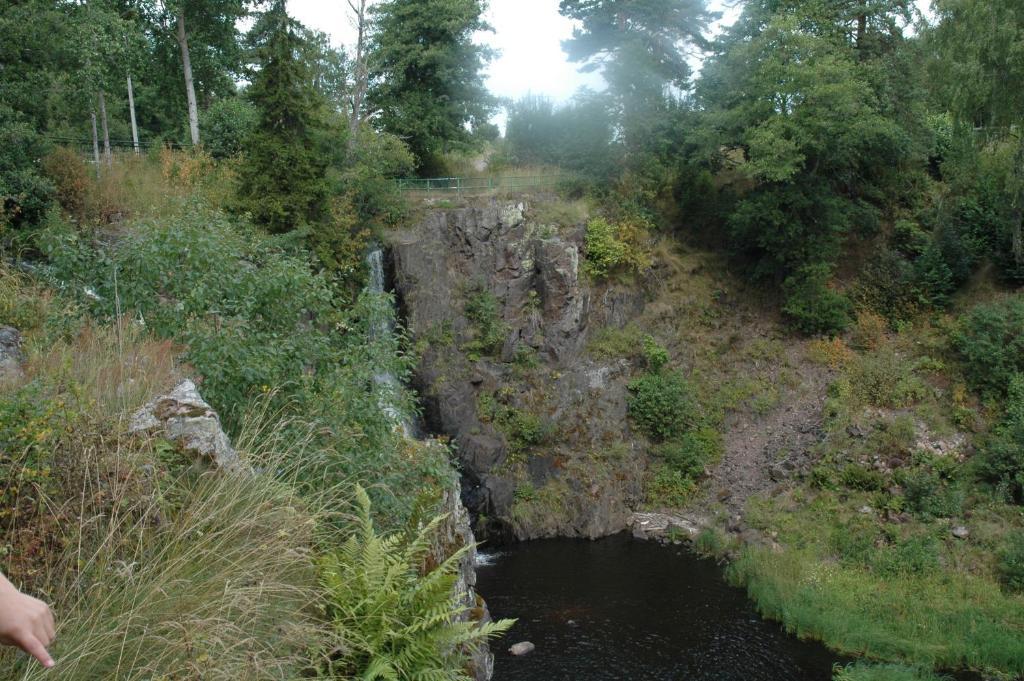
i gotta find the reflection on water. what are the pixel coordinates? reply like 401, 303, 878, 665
476, 534, 843, 681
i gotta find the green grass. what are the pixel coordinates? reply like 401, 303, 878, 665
832, 662, 949, 681
733, 488, 1024, 677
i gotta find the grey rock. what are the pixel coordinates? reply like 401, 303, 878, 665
0, 326, 24, 382
130, 380, 243, 471
509, 642, 536, 657
952, 525, 970, 540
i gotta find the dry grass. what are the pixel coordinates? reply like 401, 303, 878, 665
0, 275, 331, 680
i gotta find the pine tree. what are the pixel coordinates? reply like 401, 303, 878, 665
236, 0, 326, 234
367, 0, 495, 174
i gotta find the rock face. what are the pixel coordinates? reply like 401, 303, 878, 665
390, 201, 648, 540
130, 380, 243, 471
433, 484, 495, 681
0, 326, 24, 382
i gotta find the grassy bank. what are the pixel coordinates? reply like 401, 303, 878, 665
1, 152, 502, 679
722, 309, 1024, 679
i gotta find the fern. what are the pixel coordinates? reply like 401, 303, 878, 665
320, 486, 514, 680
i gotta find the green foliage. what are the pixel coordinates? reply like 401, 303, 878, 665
845, 347, 929, 409
978, 374, 1024, 503
462, 288, 508, 360
953, 296, 1024, 398
646, 463, 697, 508
781, 263, 853, 336
653, 428, 723, 479
627, 370, 700, 442
833, 662, 946, 681
583, 216, 651, 279
0, 105, 54, 234
236, 2, 327, 234
477, 393, 550, 460
200, 97, 258, 159
368, 0, 495, 172
1000, 532, 1024, 594
319, 486, 513, 680
641, 335, 669, 372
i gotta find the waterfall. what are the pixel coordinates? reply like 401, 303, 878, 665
366, 247, 416, 438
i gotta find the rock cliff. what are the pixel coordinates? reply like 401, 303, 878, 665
390, 201, 649, 540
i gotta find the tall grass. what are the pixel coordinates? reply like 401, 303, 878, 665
730, 546, 1024, 676
0, 273, 332, 679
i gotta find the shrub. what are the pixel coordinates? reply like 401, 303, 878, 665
627, 370, 700, 442
41, 147, 90, 221
646, 463, 697, 507
319, 486, 513, 679
847, 347, 928, 409
582, 215, 651, 279
0, 105, 54, 233
871, 535, 941, 577
463, 288, 508, 360
654, 428, 723, 479
782, 263, 853, 336
999, 532, 1024, 594
901, 467, 965, 519
641, 335, 670, 372
199, 97, 258, 159
978, 374, 1024, 503
953, 296, 1024, 398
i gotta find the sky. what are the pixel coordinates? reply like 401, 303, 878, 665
289, 0, 932, 107
289, 0, 742, 106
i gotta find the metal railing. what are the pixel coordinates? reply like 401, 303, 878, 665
395, 175, 564, 195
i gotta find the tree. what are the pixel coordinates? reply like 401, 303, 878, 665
559, 0, 714, 149
367, 0, 495, 173
236, 0, 327, 234
346, 0, 372, 154
695, 0, 923, 330
131, 0, 247, 144
931, 0, 1024, 280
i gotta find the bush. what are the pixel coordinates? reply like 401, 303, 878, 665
978, 375, 1024, 503
847, 347, 928, 409
654, 427, 723, 479
582, 215, 651, 279
628, 370, 700, 442
41, 147, 90, 221
901, 467, 965, 519
953, 296, 1024, 398
782, 263, 853, 336
999, 532, 1024, 593
646, 463, 697, 507
641, 335, 670, 372
0, 105, 54, 233
200, 97, 258, 159
463, 288, 509, 360
319, 486, 513, 679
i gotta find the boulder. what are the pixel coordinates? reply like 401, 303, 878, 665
0, 326, 24, 382
130, 380, 243, 471
952, 525, 970, 540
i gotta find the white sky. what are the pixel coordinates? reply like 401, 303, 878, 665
288, 0, 932, 106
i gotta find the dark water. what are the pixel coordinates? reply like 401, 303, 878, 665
476, 534, 844, 681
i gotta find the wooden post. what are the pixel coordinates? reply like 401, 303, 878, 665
91, 113, 101, 177
127, 73, 140, 155
98, 91, 112, 166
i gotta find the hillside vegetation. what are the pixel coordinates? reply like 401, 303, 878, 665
3, 0, 1024, 679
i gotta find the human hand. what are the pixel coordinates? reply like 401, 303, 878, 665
0, 573, 55, 668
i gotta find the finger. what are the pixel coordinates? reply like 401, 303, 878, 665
16, 632, 55, 669
40, 607, 56, 643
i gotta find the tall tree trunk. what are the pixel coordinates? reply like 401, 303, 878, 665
91, 113, 101, 178
127, 73, 140, 154
98, 90, 112, 166
347, 0, 369, 154
175, 10, 200, 146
